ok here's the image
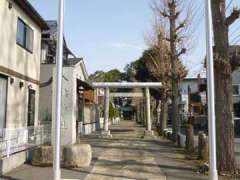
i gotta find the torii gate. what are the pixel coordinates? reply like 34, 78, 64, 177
92, 82, 162, 136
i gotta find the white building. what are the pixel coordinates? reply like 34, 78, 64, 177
0, 0, 49, 174
180, 77, 207, 112
39, 58, 97, 145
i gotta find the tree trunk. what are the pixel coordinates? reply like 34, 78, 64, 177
169, 1, 180, 142
215, 71, 236, 173
160, 98, 168, 136
172, 81, 180, 142
211, 0, 236, 174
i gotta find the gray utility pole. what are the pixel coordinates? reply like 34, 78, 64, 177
205, 0, 218, 179
53, 0, 64, 179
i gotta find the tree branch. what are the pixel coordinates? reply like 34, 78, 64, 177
177, 48, 186, 57
230, 53, 240, 71
165, 37, 171, 42
176, 22, 185, 32
226, 8, 240, 26
161, 10, 170, 18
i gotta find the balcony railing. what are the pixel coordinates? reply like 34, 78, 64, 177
0, 125, 51, 158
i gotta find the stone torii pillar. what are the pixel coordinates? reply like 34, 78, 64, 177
91, 82, 162, 138
101, 87, 111, 137
144, 87, 154, 136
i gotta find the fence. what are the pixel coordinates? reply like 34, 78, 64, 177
0, 125, 51, 158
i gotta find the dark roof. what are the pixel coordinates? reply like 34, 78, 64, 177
13, 0, 49, 30
64, 58, 82, 66
42, 20, 75, 57
42, 21, 58, 39
183, 78, 206, 81
77, 79, 93, 90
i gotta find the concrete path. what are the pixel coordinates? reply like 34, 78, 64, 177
4, 120, 209, 180
84, 121, 166, 180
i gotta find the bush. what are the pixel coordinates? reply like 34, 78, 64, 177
109, 102, 120, 119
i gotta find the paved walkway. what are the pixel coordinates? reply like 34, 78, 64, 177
4, 120, 210, 180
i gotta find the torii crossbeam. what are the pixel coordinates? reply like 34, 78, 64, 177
92, 82, 162, 137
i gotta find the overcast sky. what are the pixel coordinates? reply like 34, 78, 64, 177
29, 0, 240, 77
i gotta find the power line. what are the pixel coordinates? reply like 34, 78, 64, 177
230, 32, 240, 44
232, 36, 240, 45
229, 23, 240, 37
191, 4, 205, 34
226, 0, 234, 12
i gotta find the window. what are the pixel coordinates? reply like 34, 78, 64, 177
27, 89, 35, 127
16, 18, 33, 52
233, 85, 240, 96
0, 74, 7, 129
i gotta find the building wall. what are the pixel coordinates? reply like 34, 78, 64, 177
0, 0, 42, 128
51, 63, 86, 145
52, 67, 75, 145
180, 79, 199, 112
39, 64, 54, 122
6, 76, 39, 128
0, 0, 42, 80
180, 80, 199, 95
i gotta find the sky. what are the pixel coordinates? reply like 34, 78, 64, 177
29, 0, 240, 77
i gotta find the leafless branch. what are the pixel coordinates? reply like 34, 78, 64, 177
226, 8, 240, 26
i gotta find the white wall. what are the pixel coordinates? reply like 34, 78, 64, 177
41, 61, 91, 145
0, 0, 42, 80
6, 77, 39, 128
180, 79, 199, 112
52, 67, 76, 145
0, 0, 42, 128
39, 64, 54, 122
180, 80, 199, 95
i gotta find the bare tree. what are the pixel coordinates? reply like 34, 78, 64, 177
145, 29, 187, 135
151, 0, 193, 141
211, 0, 240, 174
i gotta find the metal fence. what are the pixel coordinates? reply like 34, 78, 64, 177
0, 125, 51, 158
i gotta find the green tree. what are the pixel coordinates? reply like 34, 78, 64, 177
89, 69, 125, 82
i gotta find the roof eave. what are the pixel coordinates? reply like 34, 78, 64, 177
14, 0, 49, 30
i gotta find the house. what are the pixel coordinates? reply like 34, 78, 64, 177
39, 21, 97, 145
40, 58, 97, 145
180, 76, 207, 114
181, 66, 240, 134
41, 20, 75, 64
0, 0, 49, 174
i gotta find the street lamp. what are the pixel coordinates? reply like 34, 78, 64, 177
53, 0, 64, 179
205, 0, 218, 179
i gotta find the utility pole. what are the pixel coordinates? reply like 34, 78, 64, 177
205, 0, 218, 179
53, 0, 64, 179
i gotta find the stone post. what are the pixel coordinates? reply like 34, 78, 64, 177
101, 87, 111, 137
144, 87, 154, 136
185, 122, 194, 152
198, 132, 209, 161
146, 87, 151, 131
157, 100, 161, 126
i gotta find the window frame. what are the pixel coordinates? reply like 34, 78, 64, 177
0, 74, 8, 129
233, 84, 240, 96
16, 18, 34, 53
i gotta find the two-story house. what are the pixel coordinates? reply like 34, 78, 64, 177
39, 21, 97, 146
0, 0, 48, 174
